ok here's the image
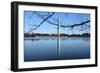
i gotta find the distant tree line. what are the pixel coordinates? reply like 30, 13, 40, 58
70, 33, 90, 37
24, 33, 90, 37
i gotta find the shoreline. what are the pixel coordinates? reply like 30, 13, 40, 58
24, 36, 90, 40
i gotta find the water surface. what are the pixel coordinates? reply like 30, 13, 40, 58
24, 37, 90, 62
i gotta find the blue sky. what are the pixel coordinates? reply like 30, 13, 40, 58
24, 11, 90, 34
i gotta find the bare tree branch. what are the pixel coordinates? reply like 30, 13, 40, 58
27, 12, 90, 34
34, 12, 56, 25
35, 12, 90, 28
27, 12, 55, 33
61, 20, 90, 27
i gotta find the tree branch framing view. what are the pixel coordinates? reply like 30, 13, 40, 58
24, 11, 90, 37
